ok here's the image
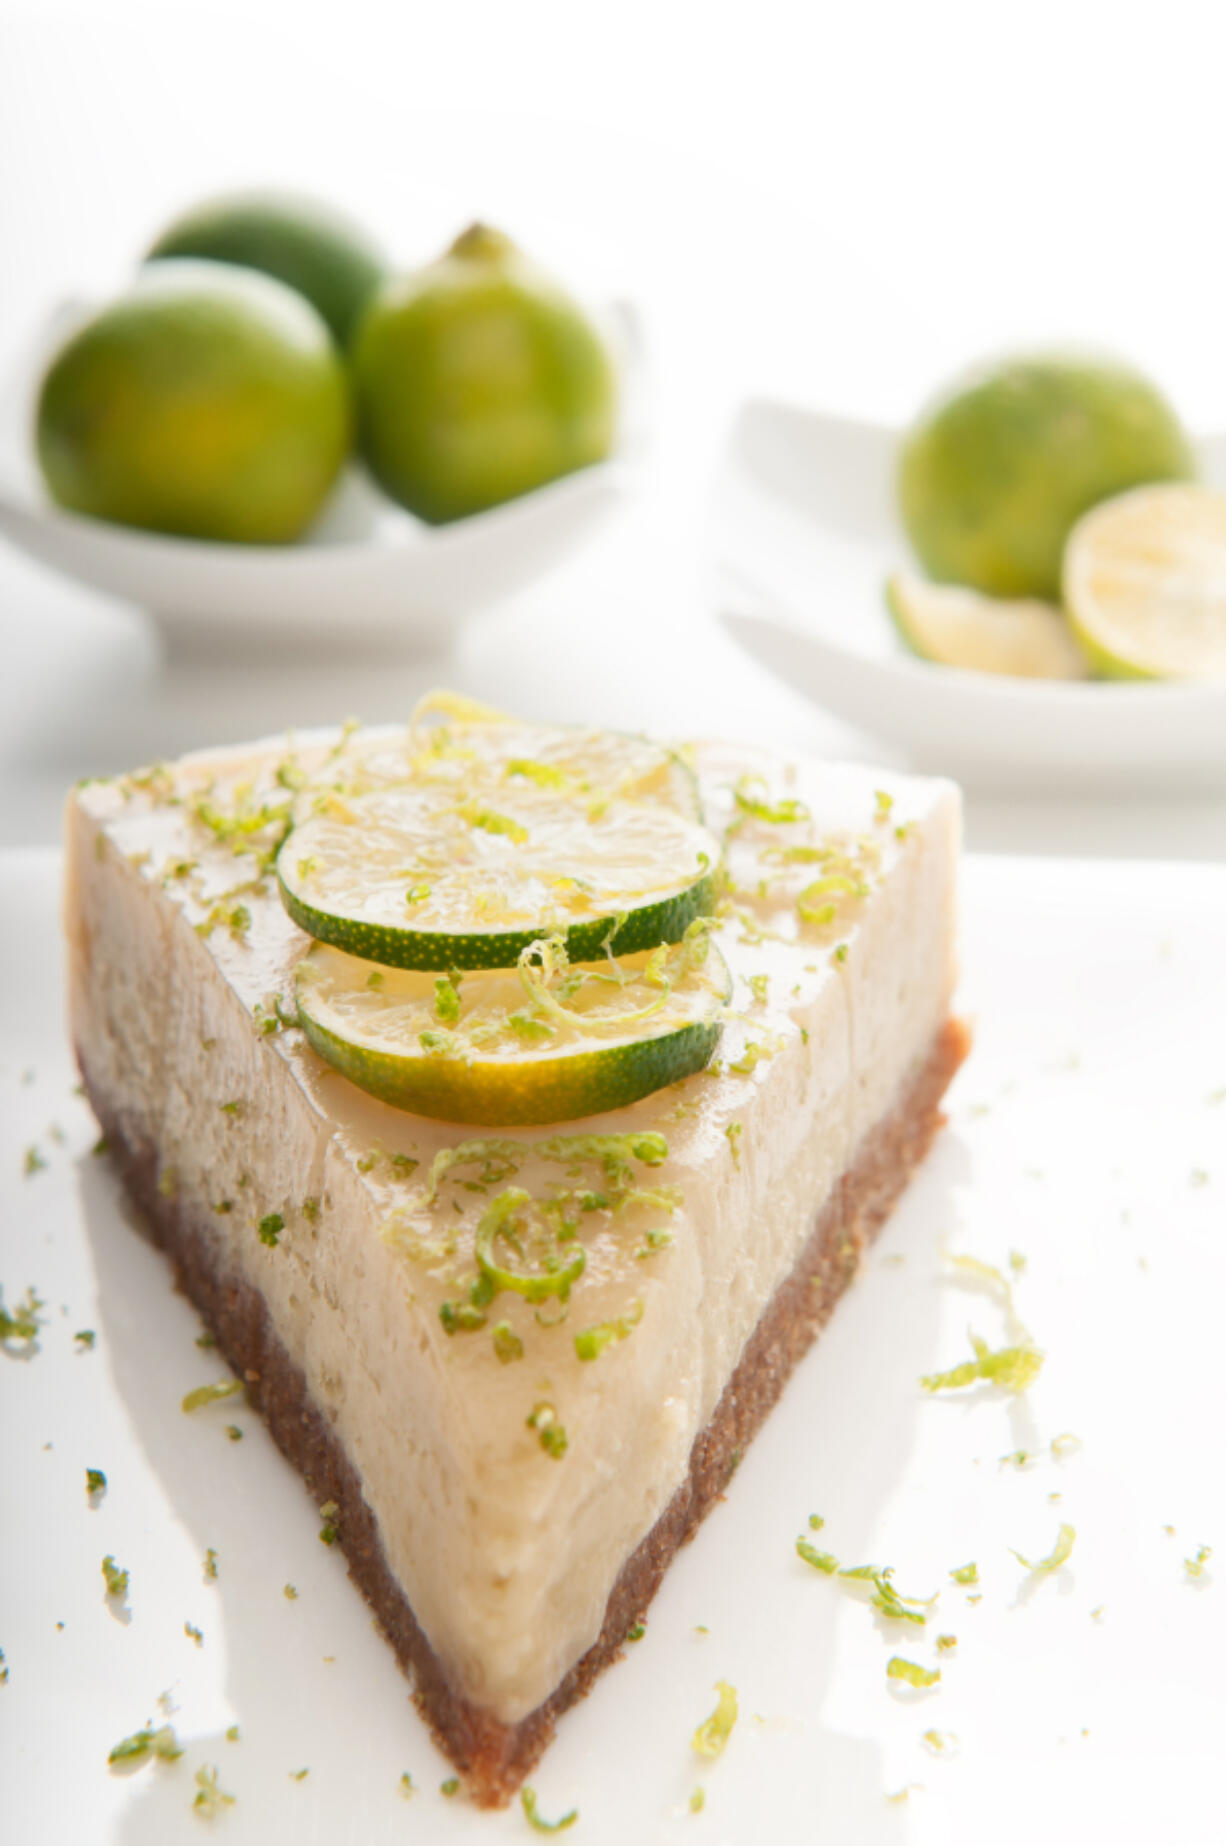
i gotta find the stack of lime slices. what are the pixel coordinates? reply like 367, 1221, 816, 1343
277, 703, 728, 1126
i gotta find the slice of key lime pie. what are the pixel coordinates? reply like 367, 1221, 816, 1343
64, 696, 966, 1804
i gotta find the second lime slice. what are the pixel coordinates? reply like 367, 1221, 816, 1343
294, 929, 729, 1124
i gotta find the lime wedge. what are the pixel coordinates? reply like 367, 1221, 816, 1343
294, 930, 729, 1124
1063, 483, 1226, 679
886, 572, 1088, 680
278, 786, 720, 970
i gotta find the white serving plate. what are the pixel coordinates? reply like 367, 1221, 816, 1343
4, 845, 1224, 1844
714, 399, 1226, 793
0, 299, 645, 652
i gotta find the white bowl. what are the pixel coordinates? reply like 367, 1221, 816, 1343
0, 297, 645, 652
714, 397, 1226, 793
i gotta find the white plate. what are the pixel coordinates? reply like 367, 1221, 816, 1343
714, 399, 1226, 793
4, 845, 1224, 1844
0, 300, 646, 652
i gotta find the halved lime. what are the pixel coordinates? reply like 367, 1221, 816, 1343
294, 930, 729, 1124
278, 786, 720, 970
886, 572, 1088, 679
1063, 483, 1226, 680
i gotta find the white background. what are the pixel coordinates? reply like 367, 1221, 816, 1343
2, 0, 1225, 857
3, 8, 1226, 1840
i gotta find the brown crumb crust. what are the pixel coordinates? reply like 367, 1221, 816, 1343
79, 1014, 968, 1806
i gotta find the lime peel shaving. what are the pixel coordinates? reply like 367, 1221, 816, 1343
887, 1656, 940, 1689
1011, 1522, 1076, 1575
520, 1787, 579, 1833
691, 1681, 738, 1758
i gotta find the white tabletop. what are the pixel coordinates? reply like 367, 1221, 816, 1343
3, 1, 1225, 864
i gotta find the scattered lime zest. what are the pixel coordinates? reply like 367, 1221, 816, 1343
424, 1130, 667, 1205
505, 758, 570, 791
732, 777, 810, 825
455, 802, 529, 844
920, 1334, 1043, 1395
491, 1321, 524, 1364
521, 1786, 579, 1832
690, 1787, 706, 1813
399, 1771, 414, 1797
108, 1723, 182, 1766
527, 1402, 567, 1459
192, 1763, 235, 1816
809, 1513, 825, 1530
887, 1656, 940, 1689
729, 1042, 765, 1075
440, 1776, 460, 1796
283, 1584, 298, 1600
627, 1621, 646, 1642
184, 1622, 203, 1647
476, 1189, 586, 1304
75, 1329, 97, 1350
204, 1549, 219, 1580
691, 1681, 738, 1758
797, 872, 867, 927
102, 1555, 129, 1598
874, 790, 894, 821
0, 1285, 44, 1350
796, 1538, 839, 1575
182, 1379, 243, 1413
921, 1729, 958, 1755
1185, 1545, 1213, 1580
318, 1501, 340, 1546
838, 1564, 935, 1625
574, 1300, 643, 1361
433, 975, 462, 1024
86, 1468, 107, 1499
1051, 1433, 1082, 1459
257, 1212, 284, 1247
23, 1144, 47, 1177
725, 1122, 742, 1165
1012, 1523, 1076, 1574
935, 1633, 957, 1652
950, 1562, 978, 1585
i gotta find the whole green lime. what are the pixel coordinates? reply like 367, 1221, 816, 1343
36, 260, 351, 544
351, 224, 617, 525
146, 191, 385, 347
898, 355, 1195, 599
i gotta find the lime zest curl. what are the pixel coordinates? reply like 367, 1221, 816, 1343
691, 1681, 738, 1758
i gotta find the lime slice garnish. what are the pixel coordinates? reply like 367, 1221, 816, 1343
278, 786, 720, 970
886, 572, 1088, 679
1062, 484, 1226, 680
294, 704, 702, 826
294, 928, 729, 1125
